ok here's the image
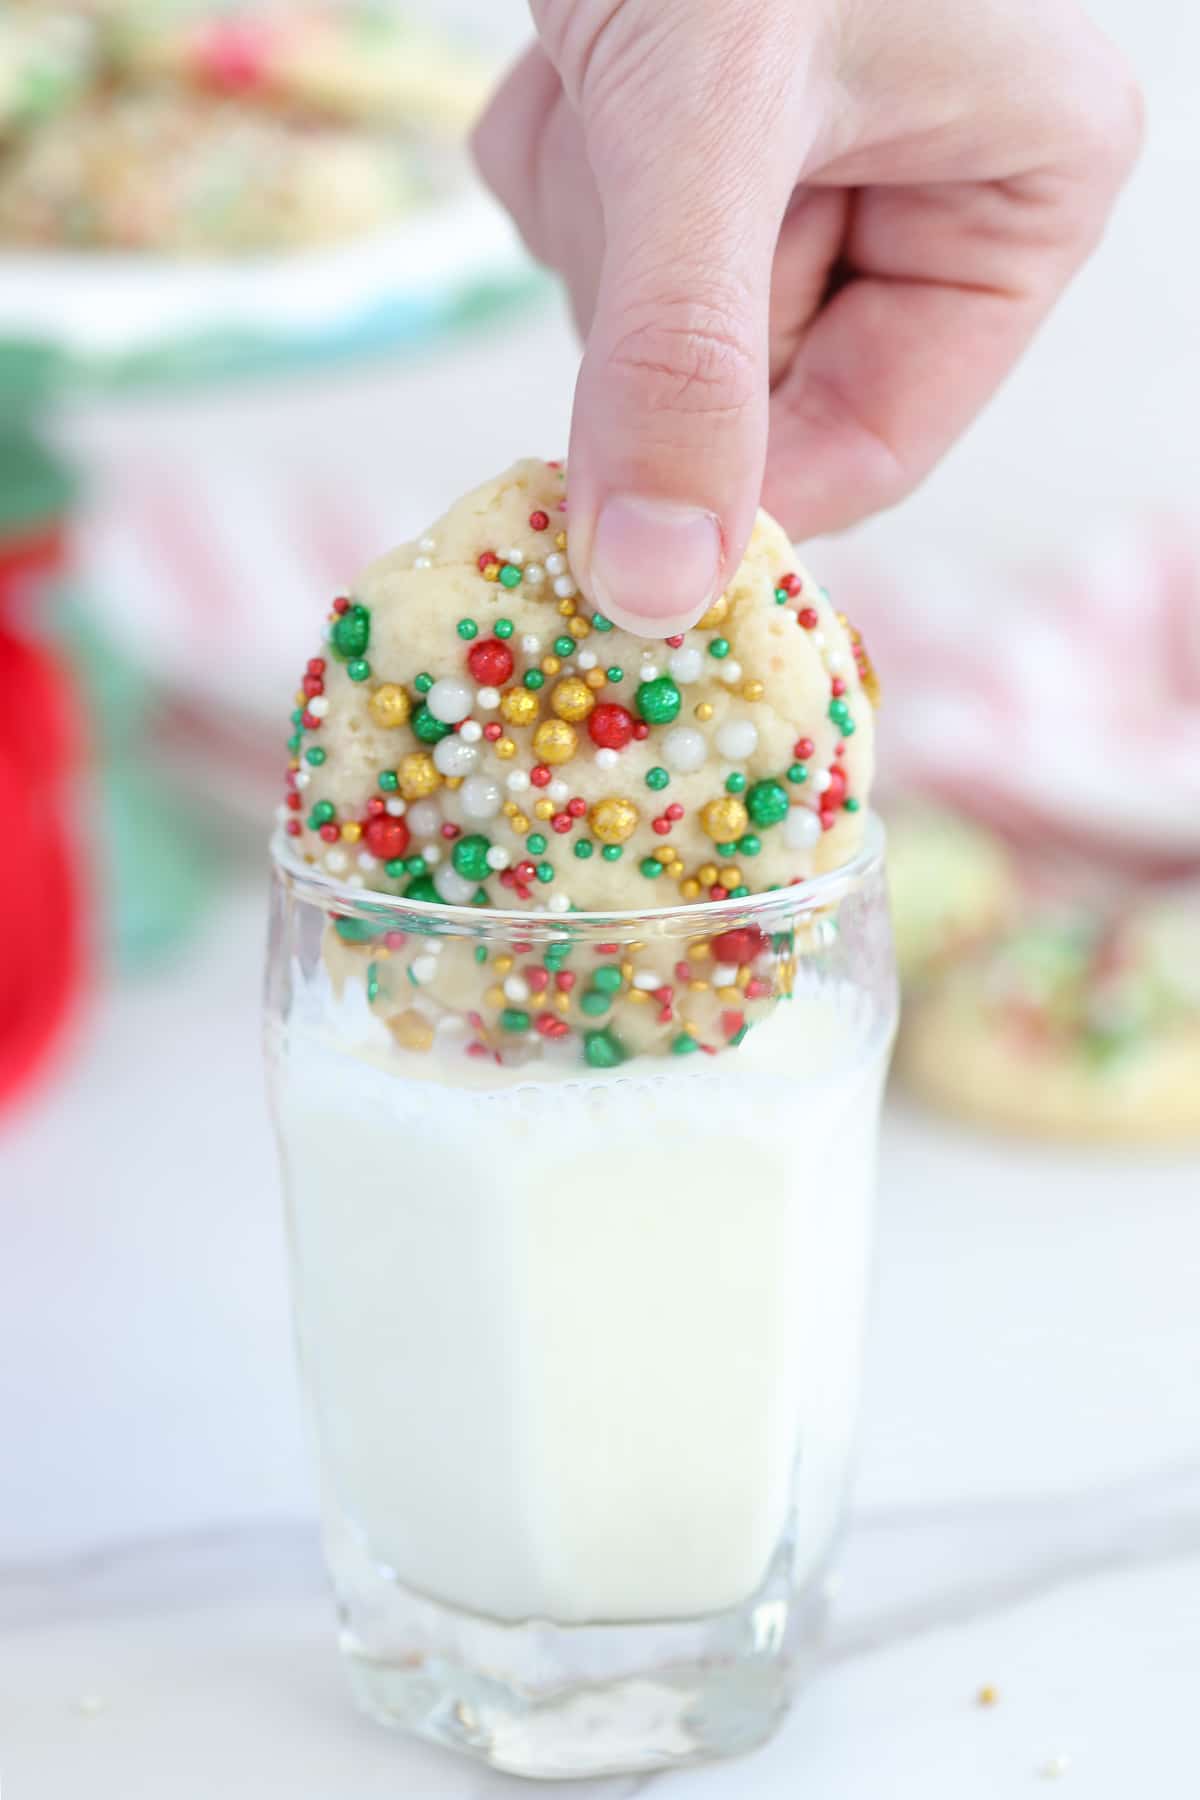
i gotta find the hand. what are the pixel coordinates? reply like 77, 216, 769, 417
474, 0, 1141, 635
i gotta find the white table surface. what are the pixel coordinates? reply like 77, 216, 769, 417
3, 877, 1199, 1797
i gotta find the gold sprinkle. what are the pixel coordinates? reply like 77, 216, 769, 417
668, 861, 685, 879
742, 680, 765, 702
680, 877, 702, 900
530, 992, 548, 1009
482, 561, 500, 581
494, 737, 517, 759
551, 677, 595, 721
585, 668, 606, 689
695, 702, 714, 722
698, 594, 729, 629
493, 955, 513, 975
569, 617, 591, 638
501, 687, 539, 727
534, 798, 555, 820
627, 989, 648, 1005
653, 846, 675, 864
716, 985, 740, 1002
554, 530, 567, 550
388, 1010, 434, 1053
445, 776, 463, 790
398, 752, 441, 799
541, 655, 561, 676
557, 597, 576, 616
511, 812, 530, 834
589, 796, 639, 844
620, 962, 634, 980
701, 797, 748, 842
977, 1686, 998, 1708
502, 800, 519, 817
719, 864, 742, 887
533, 718, 579, 765
555, 991, 571, 1014
369, 683, 411, 729
688, 939, 712, 960
736, 966, 751, 989
294, 689, 305, 707
341, 821, 362, 844
688, 978, 710, 992
485, 985, 505, 1008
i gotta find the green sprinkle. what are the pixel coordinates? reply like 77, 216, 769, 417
581, 991, 611, 1016
841, 718, 857, 737
498, 564, 522, 589
640, 857, 664, 878
412, 703, 451, 743
592, 966, 623, 994
725, 772, 746, 794
729, 885, 750, 898
729, 1022, 751, 1046
606, 666, 624, 683
500, 1007, 530, 1032
574, 839, 594, 859
787, 763, 809, 784
414, 672, 433, 693
645, 766, 669, 791
334, 917, 375, 944
526, 832, 547, 854
523, 669, 545, 690
601, 843, 623, 862
404, 855, 426, 876
635, 676, 682, 725
452, 834, 492, 881
378, 770, 399, 792
738, 834, 762, 856
384, 858, 407, 877
330, 603, 370, 661
591, 613, 614, 632
746, 779, 790, 827
286, 732, 302, 754
584, 1028, 627, 1069
309, 800, 335, 826
828, 698, 850, 724
366, 964, 379, 1004
347, 659, 371, 682
708, 637, 730, 659
304, 746, 326, 766
716, 841, 740, 858
553, 635, 575, 657
535, 862, 555, 883
774, 587, 789, 605
457, 618, 478, 640
844, 796, 861, 812
405, 874, 441, 904
672, 1033, 700, 1055
474, 944, 488, 964
290, 708, 304, 726
494, 617, 514, 639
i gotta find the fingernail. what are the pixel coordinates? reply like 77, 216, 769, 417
589, 495, 722, 637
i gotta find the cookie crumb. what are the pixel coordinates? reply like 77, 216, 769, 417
1040, 1753, 1070, 1779
977, 1684, 998, 1707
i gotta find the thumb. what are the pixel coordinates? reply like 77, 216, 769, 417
545, 8, 796, 636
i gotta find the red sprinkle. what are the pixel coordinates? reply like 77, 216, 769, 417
588, 703, 635, 750
633, 722, 650, 740
285, 792, 301, 811
516, 861, 537, 881
674, 960, 691, 982
780, 572, 803, 596
301, 712, 321, 730
566, 796, 587, 818
440, 822, 461, 840
484, 722, 504, 741
555, 971, 576, 992
530, 765, 552, 788
551, 812, 573, 834
528, 510, 550, 531
710, 926, 765, 966
384, 931, 407, 950
332, 596, 350, 614
526, 968, 549, 992
468, 638, 514, 686
824, 766, 848, 808
664, 802, 684, 821
306, 657, 326, 676
709, 885, 728, 901
318, 823, 340, 843
798, 607, 819, 629
285, 818, 301, 836
721, 1009, 746, 1038
652, 818, 672, 836
794, 737, 815, 760
366, 796, 386, 817
364, 816, 410, 861
476, 550, 496, 572
664, 634, 685, 648
746, 978, 771, 1000
302, 674, 324, 698
831, 676, 846, 697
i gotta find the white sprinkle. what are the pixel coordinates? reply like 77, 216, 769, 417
411, 955, 437, 984
422, 844, 442, 866
811, 630, 826, 650
346, 873, 364, 889
323, 849, 348, 874
459, 719, 483, 743
503, 975, 531, 1003
476, 686, 500, 710
715, 718, 758, 761
500, 546, 525, 566
460, 775, 503, 821
76, 1695, 106, 1716
784, 807, 822, 851
486, 846, 511, 871
668, 646, 704, 684
639, 662, 660, 683
274, 804, 289, 824
418, 534, 437, 553
577, 650, 598, 670
521, 634, 542, 655
662, 726, 707, 773
433, 735, 479, 777
826, 650, 848, 673
548, 779, 570, 805
719, 660, 743, 684
524, 563, 546, 587
813, 769, 832, 794
545, 551, 567, 577
385, 797, 407, 816
307, 696, 329, 718
553, 574, 577, 599
357, 852, 378, 872
433, 865, 477, 906
595, 748, 619, 770
632, 970, 661, 992
426, 676, 473, 723
506, 770, 530, 792
1041, 1755, 1071, 1780
294, 770, 311, 790
413, 556, 433, 570
712, 964, 738, 988
547, 893, 571, 913
406, 800, 440, 836
427, 938, 445, 955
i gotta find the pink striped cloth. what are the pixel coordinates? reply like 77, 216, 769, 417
831, 519, 1200, 881
80, 466, 1200, 872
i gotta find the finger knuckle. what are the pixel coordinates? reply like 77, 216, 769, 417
607, 300, 759, 421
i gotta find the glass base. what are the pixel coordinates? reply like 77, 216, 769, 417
333, 1533, 830, 1780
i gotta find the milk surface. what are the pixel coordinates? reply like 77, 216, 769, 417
277, 984, 890, 1625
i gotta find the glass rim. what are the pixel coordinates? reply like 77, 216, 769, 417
269, 813, 886, 943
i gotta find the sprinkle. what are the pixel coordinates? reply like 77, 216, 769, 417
457, 618, 478, 639
495, 618, 514, 639
707, 637, 730, 659
645, 767, 669, 790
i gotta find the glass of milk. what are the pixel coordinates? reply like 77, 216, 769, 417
265, 818, 897, 1779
